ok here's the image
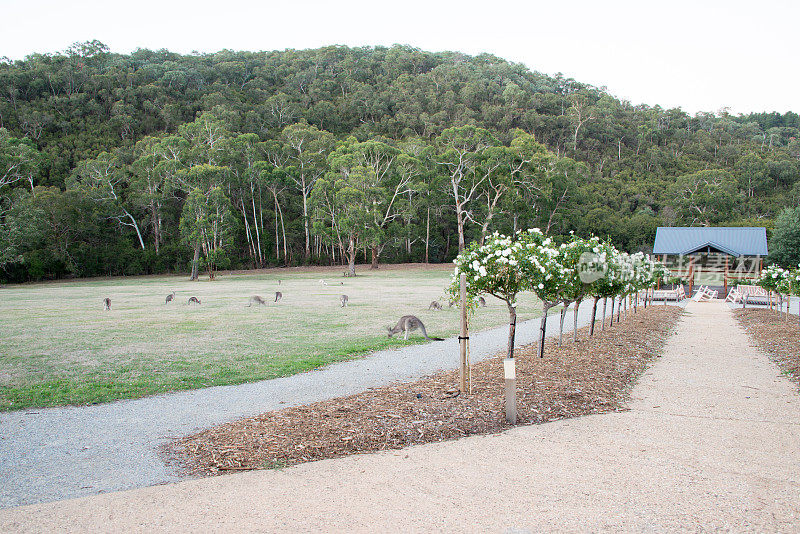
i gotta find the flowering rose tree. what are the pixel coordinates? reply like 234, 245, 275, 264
643, 260, 669, 308
791, 265, 800, 327
584, 241, 622, 336
449, 230, 543, 360
757, 265, 791, 313
776, 269, 793, 319
612, 252, 633, 323
526, 234, 570, 358
628, 252, 655, 312
556, 235, 601, 345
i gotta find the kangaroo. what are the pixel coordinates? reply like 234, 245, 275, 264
103, 298, 111, 311
188, 296, 201, 305
340, 294, 349, 307
387, 315, 444, 341
428, 300, 443, 310
165, 291, 176, 304
275, 291, 283, 302
247, 295, 267, 307
478, 296, 486, 307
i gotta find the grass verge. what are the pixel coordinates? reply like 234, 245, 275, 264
0, 264, 546, 411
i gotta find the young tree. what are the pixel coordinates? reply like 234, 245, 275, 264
757, 264, 791, 314
556, 235, 602, 344
525, 233, 569, 358
449, 230, 543, 360
790, 265, 800, 327
584, 241, 622, 336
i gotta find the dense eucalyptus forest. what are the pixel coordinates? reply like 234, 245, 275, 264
1, 41, 798, 281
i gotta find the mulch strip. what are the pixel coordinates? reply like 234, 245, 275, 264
733, 308, 800, 386
166, 306, 683, 476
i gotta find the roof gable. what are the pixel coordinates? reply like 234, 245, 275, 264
653, 227, 768, 256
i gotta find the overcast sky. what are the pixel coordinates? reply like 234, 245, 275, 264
2, 0, 797, 115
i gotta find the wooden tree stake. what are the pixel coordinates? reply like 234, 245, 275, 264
459, 273, 468, 393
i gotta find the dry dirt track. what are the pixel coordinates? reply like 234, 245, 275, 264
2, 300, 799, 532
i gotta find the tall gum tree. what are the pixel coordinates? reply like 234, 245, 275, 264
129, 136, 176, 254
279, 121, 334, 261
341, 138, 421, 268
311, 154, 375, 276
435, 125, 500, 253
66, 151, 146, 250
225, 133, 268, 266
178, 164, 236, 280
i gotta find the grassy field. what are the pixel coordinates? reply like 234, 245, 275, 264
0, 264, 546, 411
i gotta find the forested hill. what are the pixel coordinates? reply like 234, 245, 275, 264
1, 41, 798, 282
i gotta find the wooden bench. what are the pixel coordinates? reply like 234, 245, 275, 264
738, 284, 770, 306
652, 286, 686, 302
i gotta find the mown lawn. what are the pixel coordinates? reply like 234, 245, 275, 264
0, 264, 545, 411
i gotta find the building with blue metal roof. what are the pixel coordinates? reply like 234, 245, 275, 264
653, 227, 768, 257
653, 227, 767, 295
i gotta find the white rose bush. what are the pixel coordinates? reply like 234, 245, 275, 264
449, 229, 544, 360
757, 264, 791, 316
584, 240, 624, 336
450, 229, 668, 360
758, 263, 800, 325
555, 235, 602, 345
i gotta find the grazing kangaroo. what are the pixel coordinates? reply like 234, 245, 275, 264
428, 300, 443, 310
387, 315, 444, 341
247, 295, 267, 307
165, 291, 176, 304
188, 296, 201, 305
274, 291, 283, 302
103, 298, 111, 311
478, 296, 486, 307
340, 294, 349, 307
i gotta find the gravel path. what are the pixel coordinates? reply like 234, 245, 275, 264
1, 297, 661, 508
2, 300, 796, 531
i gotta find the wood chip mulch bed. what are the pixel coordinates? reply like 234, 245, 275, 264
734, 308, 800, 387
165, 305, 683, 476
